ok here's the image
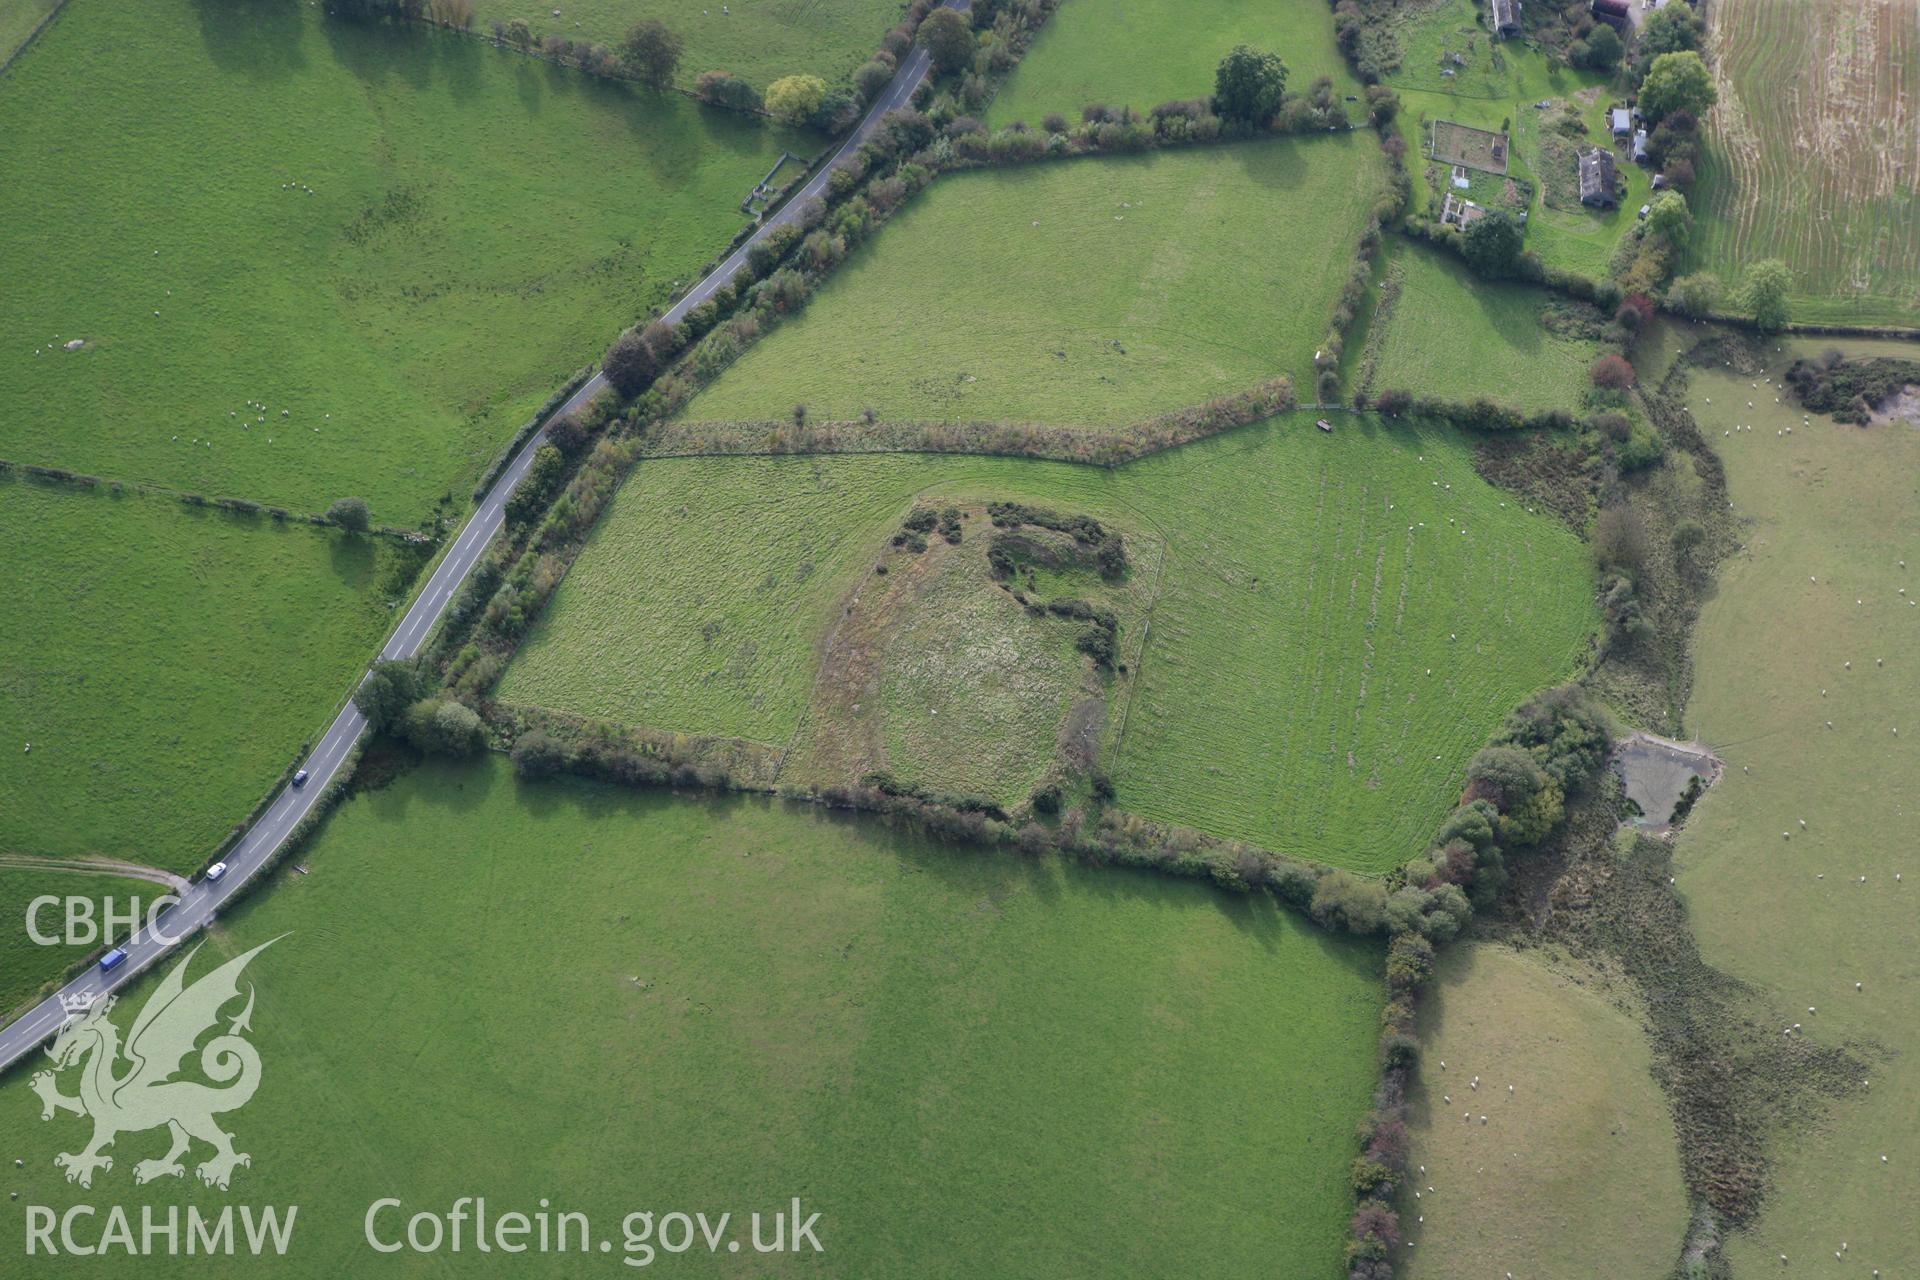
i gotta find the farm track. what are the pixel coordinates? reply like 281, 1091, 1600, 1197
1699, 0, 1919, 319
0, 855, 188, 893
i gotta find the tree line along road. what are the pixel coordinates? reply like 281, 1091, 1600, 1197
0, 0, 968, 1075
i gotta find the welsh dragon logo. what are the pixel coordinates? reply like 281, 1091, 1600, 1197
31, 938, 280, 1190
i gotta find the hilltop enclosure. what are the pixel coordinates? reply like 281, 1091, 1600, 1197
501, 415, 1596, 873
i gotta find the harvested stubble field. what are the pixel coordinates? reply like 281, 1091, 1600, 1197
1362, 240, 1601, 412
0, 0, 803, 521
1675, 346, 1920, 1277
680, 136, 1386, 426
0, 758, 1385, 1278
501, 413, 1595, 872
1397, 943, 1688, 1279
1694, 0, 1920, 325
986, 0, 1359, 125
0, 480, 401, 876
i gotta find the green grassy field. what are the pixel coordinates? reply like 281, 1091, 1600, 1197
0, 480, 401, 875
1675, 345, 1920, 1277
502, 414, 1596, 871
517, 0, 905, 92
987, 0, 1359, 126
1365, 240, 1599, 410
1399, 943, 1688, 1279
0, 0, 803, 523
0, 0, 58, 63
498, 454, 931, 744
0, 756, 1384, 1277
1693, 0, 1919, 326
0, 868, 161, 1019
681, 137, 1386, 426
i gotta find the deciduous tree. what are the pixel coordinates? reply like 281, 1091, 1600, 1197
1589, 352, 1636, 389
1741, 258, 1792, 331
694, 70, 762, 112
402, 698, 486, 756
621, 19, 684, 90
1645, 190, 1693, 249
353, 660, 423, 733
1666, 270, 1720, 317
766, 74, 826, 125
325, 496, 371, 531
917, 8, 974, 75
1634, 0, 1702, 74
1638, 51, 1716, 124
1212, 45, 1287, 124
1461, 209, 1524, 279
1570, 22, 1622, 71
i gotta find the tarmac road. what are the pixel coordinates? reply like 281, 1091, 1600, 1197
0, 0, 966, 1077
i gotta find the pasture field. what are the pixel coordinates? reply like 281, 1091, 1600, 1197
0, 0, 58, 63
0, 480, 400, 876
0, 0, 802, 522
0, 757, 1384, 1277
528, 0, 905, 92
502, 414, 1595, 872
1362, 240, 1600, 411
0, 869, 161, 1019
986, 0, 1359, 126
680, 137, 1386, 426
498, 454, 938, 745
1398, 944, 1688, 1280
1694, 0, 1919, 326
1674, 346, 1920, 1277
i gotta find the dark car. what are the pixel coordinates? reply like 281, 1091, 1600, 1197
292, 769, 310, 788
